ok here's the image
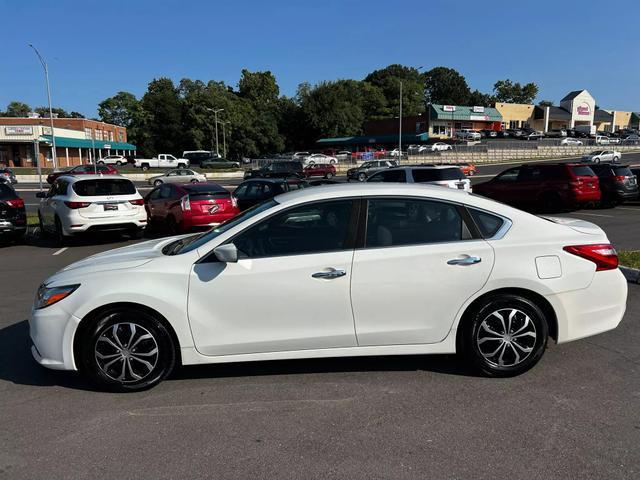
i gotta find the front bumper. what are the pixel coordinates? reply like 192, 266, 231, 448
29, 302, 80, 371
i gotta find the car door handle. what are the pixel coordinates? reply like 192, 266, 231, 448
312, 268, 346, 279
447, 255, 482, 266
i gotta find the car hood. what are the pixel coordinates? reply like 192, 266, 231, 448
47, 236, 191, 283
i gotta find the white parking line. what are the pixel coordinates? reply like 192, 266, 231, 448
571, 212, 613, 218
615, 207, 640, 212
52, 247, 68, 256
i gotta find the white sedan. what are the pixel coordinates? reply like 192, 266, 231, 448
431, 142, 452, 152
305, 153, 337, 166
29, 184, 627, 391
581, 150, 622, 163
147, 169, 207, 186
560, 138, 583, 146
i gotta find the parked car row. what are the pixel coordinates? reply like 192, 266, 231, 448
473, 162, 638, 211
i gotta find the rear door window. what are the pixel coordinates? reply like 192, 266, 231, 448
365, 198, 468, 248
72, 179, 136, 196
468, 208, 505, 238
412, 168, 464, 182
368, 170, 406, 182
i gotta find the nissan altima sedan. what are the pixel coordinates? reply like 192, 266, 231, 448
29, 184, 627, 391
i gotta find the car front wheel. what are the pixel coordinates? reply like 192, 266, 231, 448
462, 294, 548, 377
78, 307, 176, 391
358, 173, 367, 182
154, 180, 163, 187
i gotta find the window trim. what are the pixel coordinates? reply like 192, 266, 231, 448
199, 197, 363, 262
356, 196, 483, 251
466, 206, 512, 240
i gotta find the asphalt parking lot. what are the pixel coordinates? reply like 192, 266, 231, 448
2, 156, 640, 478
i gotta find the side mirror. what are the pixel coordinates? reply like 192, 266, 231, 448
213, 243, 238, 263
36, 191, 47, 198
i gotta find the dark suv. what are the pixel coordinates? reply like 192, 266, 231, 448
474, 163, 601, 212
243, 161, 304, 180
0, 183, 26, 241
589, 164, 638, 205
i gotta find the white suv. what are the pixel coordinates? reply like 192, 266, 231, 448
98, 155, 127, 166
367, 166, 472, 191
455, 129, 481, 141
37, 175, 147, 243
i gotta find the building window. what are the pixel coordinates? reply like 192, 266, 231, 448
109, 131, 114, 141
509, 120, 520, 129
84, 128, 92, 139
95, 130, 102, 141
432, 125, 449, 135
118, 131, 124, 142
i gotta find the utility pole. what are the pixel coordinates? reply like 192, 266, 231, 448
29, 44, 58, 170
207, 108, 224, 156
398, 80, 403, 160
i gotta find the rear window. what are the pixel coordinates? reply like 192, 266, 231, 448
469, 208, 505, 238
0, 183, 16, 199
412, 168, 464, 182
612, 167, 632, 176
570, 166, 596, 177
183, 184, 226, 194
72, 179, 136, 196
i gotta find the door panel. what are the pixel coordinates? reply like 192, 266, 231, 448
351, 241, 494, 345
189, 251, 356, 356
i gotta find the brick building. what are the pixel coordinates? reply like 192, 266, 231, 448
0, 117, 135, 168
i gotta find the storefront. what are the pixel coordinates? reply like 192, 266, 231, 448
428, 104, 502, 138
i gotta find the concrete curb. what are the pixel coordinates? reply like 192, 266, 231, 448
619, 266, 640, 284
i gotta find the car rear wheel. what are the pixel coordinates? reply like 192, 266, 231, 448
78, 308, 176, 392
167, 215, 180, 235
116, 161, 123, 166
613, 156, 619, 163
55, 216, 68, 246
98, 161, 105, 165
154, 179, 163, 187
462, 294, 548, 377
325, 172, 334, 179
178, 163, 187, 169
190, 179, 198, 183
357, 173, 367, 182
330, 159, 336, 164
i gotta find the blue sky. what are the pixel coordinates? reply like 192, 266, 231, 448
1, 0, 638, 116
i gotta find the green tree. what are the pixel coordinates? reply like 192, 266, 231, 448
68, 111, 85, 118
98, 92, 141, 127
35, 106, 69, 118
423, 67, 471, 105
3, 101, 31, 117
468, 89, 496, 107
140, 78, 183, 155
493, 79, 539, 104
365, 64, 424, 117
538, 100, 554, 107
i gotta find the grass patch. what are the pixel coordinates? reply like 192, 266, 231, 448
618, 251, 640, 269
27, 212, 40, 227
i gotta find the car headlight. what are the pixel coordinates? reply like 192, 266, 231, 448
34, 284, 80, 309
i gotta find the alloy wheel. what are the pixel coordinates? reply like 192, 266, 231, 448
94, 323, 159, 383
476, 308, 537, 367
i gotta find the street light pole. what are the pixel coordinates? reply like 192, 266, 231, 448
220, 121, 230, 158
399, 80, 403, 160
29, 44, 58, 170
206, 108, 225, 156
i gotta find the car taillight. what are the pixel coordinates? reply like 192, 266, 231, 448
5, 198, 24, 208
563, 244, 618, 271
64, 201, 91, 209
129, 199, 144, 206
614, 175, 626, 181
180, 195, 191, 211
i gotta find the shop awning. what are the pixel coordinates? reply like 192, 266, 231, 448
430, 104, 502, 122
39, 135, 137, 151
316, 133, 429, 146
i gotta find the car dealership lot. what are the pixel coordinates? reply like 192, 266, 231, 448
2, 156, 640, 478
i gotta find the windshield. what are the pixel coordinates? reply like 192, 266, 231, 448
166, 199, 278, 255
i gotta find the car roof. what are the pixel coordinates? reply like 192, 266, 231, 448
56, 174, 127, 182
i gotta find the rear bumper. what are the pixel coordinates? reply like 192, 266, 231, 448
62, 210, 147, 234
615, 189, 639, 201
571, 190, 601, 203
0, 220, 26, 235
183, 212, 237, 229
547, 268, 627, 344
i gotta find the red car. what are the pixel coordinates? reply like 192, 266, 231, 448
473, 163, 600, 211
46, 164, 118, 184
303, 164, 336, 179
454, 162, 477, 176
145, 182, 239, 233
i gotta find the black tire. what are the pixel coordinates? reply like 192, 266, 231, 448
77, 307, 176, 392
38, 212, 46, 236
357, 172, 367, 182
178, 163, 187, 169
128, 227, 144, 239
167, 215, 179, 235
116, 161, 123, 166
98, 160, 105, 165
142, 164, 150, 171
55, 216, 68, 246
539, 192, 562, 213
325, 172, 334, 179
462, 294, 548, 377
190, 178, 198, 183
613, 156, 619, 163
154, 179, 163, 187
